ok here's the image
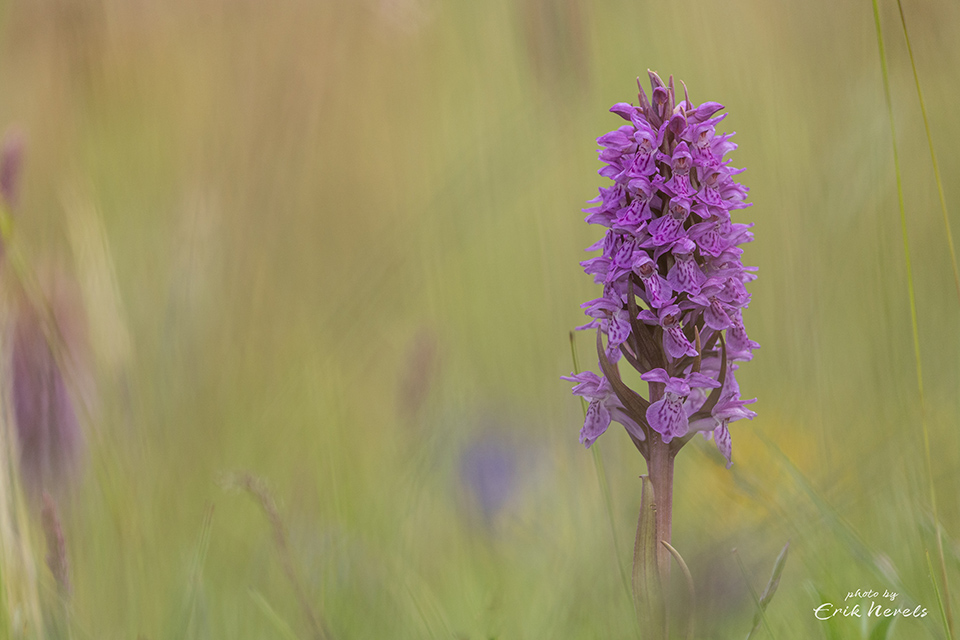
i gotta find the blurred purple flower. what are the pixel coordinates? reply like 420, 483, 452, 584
0, 127, 25, 212
566, 72, 757, 465
460, 436, 517, 521
11, 268, 88, 498
397, 328, 440, 420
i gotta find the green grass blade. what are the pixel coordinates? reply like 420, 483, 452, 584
764, 438, 904, 588
894, 3, 956, 629
763, 438, 943, 636
870, 4, 952, 637
569, 331, 589, 416
734, 549, 777, 640
895, 0, 960, 305
249, 589, 301, 640
743, 542, 789, 640
868, 616, 895, 640
758, 542, 790, 609
569, 331, 633, 604
807, 585, 843, 640
167, 503, 215, 640
633, 476, 665, 639
927, 549, 952, 639
660, 541, 695, 640
869, 0, 924, 420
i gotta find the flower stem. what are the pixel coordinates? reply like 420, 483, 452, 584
647, 432, 674, 585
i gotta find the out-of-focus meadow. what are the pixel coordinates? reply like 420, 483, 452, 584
0, 0, 959, 637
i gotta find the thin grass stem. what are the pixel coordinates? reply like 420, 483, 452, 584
869, 4, 952, 637
569, 331, 633, 605
894, 0, 960, 306
733, 548, 777, 640
927, 549, 952, 639
893, 2, 956, 631
250, 589, 302, 640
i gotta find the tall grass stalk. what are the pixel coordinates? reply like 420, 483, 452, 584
733, 548, 777, 640
895, 0, 958, 625
894, 0, 960, 306
167, 503, 214, 638
568, 332, 633, 608
230, 473, 332, 640
869, 2, 953, 637
250, 589, 302, 640
927, 549, 952, 638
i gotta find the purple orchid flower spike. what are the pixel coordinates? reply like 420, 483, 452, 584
568, 73, 758, 453
565, 73, 760, 609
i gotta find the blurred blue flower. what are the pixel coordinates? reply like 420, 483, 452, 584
459, 435, 518, 522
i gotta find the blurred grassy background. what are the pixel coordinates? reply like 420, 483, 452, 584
1, 0, 959, 637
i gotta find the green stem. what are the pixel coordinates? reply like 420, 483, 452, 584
647, 433, 674, 586
870, 3, 953, 637
645, 381, 673, 586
